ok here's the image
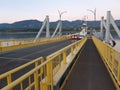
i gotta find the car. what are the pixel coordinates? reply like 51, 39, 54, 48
71, 35, 82, 40
71, 35, 78, 39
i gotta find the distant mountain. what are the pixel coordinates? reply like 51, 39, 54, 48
12, 20, 42, 29
0, 19, 120, 31
0, 20, 42, 30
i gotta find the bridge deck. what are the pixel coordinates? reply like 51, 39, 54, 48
0, 40, 73, 74
62, 39, 116, 90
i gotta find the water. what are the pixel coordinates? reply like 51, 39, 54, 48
0, 31, 73, 39
0, 32, 37, 39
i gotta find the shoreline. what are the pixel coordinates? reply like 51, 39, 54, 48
0, 32, 38, 34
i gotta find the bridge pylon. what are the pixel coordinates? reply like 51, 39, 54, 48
34, 16, 50, 42
100, 11, 120, 46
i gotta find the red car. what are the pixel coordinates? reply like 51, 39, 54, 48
71, 35, 78, 39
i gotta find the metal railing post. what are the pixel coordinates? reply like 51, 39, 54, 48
46, 60, 53, 90
34, 70, 39, 90
7, 74, 12, 90
71, 47, 74, 56
117, 55, 120, 80
7, 74, 11, 83
63, 50, 67, 64
111, 50, 115, 71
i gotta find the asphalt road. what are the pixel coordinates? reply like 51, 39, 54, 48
0, 39, 76, 74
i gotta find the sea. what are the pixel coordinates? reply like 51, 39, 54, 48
0, 31, 72, 39
0, 32, 38, 39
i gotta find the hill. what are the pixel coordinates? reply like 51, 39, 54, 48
0, 19, 120, 32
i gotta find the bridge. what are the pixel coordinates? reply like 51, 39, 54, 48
0, 11, 120, 90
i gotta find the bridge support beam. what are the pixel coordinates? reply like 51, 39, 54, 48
51, 21, 61, 37
105, 11, 111, 43
100, 11, 120, 45
34, 16, 50, 42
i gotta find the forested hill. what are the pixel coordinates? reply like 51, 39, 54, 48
0, 19, 120, 31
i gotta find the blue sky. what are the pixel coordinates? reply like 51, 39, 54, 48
0, 0, 120, 23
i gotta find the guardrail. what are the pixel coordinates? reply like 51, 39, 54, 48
0, 36, 71, 52
92, 37, 120, 89
0, 57, 44, 89
0, 37, 87, 90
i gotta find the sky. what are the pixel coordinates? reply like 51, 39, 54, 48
0, 0, 120, 23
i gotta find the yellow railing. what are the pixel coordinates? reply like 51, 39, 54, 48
0, 36, 71, 52
0, 37, 87, 90
92, 37, 120, 89
0, 57, 44, 89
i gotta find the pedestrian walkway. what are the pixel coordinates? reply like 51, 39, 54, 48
62, 39, 116, 90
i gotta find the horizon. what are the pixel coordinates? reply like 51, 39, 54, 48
1, 19, 120, 24
0, 0, 120, 23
